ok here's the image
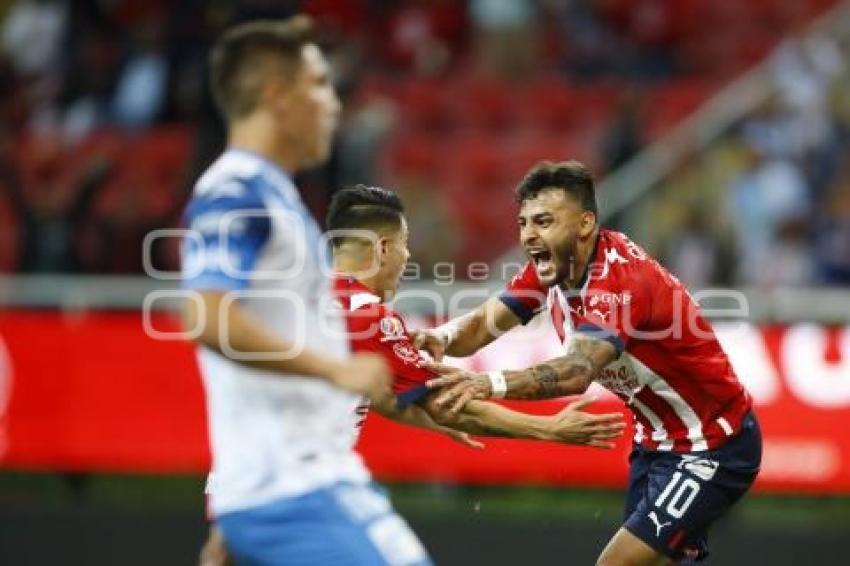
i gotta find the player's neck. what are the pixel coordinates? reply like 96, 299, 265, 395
228, 115, 299, 175
563, 228, 600, 289
333, 257, 387, 302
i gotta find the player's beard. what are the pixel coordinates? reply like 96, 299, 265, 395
549, 237, 580, 288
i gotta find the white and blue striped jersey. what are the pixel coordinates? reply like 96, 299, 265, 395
181, 149, 369, 516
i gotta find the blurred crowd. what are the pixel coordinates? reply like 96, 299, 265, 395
0, 0, 846, 288
644, 29, 850, 288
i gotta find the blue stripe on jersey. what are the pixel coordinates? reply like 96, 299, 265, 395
575, 322, 625, 355
498, 291, 537, 325
182, 177, 272, 291
397, 384, 431, 408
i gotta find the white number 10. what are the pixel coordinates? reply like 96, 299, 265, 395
654, 471, 701, 518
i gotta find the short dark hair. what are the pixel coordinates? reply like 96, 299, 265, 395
326, 185, 405, 248
515, 160, 598, 216
209, 15, 315, 119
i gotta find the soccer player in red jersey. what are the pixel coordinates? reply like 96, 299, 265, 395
200, 183, 625, 565
327, 184, 626, 446
415, 161, 762, 565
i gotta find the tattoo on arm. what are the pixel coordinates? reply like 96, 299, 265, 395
505, 336, 617, 400
531, 364, 560, 397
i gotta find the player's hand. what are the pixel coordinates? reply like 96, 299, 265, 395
542, 397, 626, 449
410, 328, 447, 361
443, 428, 485, 449
330, 353, 393, 404
425, 361, 492, 415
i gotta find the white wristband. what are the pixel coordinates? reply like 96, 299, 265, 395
436, 322, 459, 349
487, 370, 507, 399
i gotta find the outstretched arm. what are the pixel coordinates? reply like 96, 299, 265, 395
369, 392, 483, 449
412, 296, 524, 360
420, 394, 624, 449
426, 334, 619, 414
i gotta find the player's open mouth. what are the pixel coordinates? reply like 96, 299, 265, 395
528, 248, 554, 273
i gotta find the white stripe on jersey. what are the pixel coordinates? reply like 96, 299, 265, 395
623, 353, 708, 452
643, 372, 708, 452
350, 292, 380, 311
717, 416, 734, 436
631, 396, 674, 451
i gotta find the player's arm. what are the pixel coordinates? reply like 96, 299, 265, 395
413, 263, 545, 360
412, 296, 524, 360
182, 188, 390, 401
368, 393, 483, 449
185, 291, 389, 400
427, 333, 619, 414
419, 394, 624, 448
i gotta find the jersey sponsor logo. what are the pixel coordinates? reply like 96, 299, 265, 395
379, 316, 407, 342
393, 342, 422, 365
588, 291, 632, 307
648, 511, 672, 537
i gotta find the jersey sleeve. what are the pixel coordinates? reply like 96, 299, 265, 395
346, 305, 435, 407
181, 180, 271, 291
572, 265, 652, 355
498, 262, 547, 324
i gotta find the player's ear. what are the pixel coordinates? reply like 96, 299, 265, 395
579, 210, 596, 239
377, 236, 390, 265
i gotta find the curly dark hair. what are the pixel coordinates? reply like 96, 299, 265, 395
515, 160, 597, 216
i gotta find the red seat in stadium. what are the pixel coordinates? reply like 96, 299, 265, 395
643, 78, 713, 140
451, 76, 519, 132
396, 79, 453, 132
520, 77, 579, 133
93, 126, 192, 220
381, 132, 447, 184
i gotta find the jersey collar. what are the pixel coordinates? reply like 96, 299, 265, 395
332, 273, 382, 308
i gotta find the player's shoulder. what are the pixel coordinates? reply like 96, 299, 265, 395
333, 277, 394, 336
188, 152, 272, 211
507, 260, 544, 291
588, 229, 658, 289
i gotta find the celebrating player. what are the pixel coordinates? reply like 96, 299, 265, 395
183, 17, 431, 566
328, 184, 626, 446
414, 161, 762, 565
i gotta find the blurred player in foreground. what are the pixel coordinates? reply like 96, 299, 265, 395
328, 184, 625, 446
415, 161, 762, 565
183, 16, 431, 566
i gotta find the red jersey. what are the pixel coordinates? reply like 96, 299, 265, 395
333, 274, 433, 408
500, 229, 752, 453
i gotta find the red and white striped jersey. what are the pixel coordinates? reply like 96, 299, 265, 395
500, 229, 752, 453
333, 274, 434, 423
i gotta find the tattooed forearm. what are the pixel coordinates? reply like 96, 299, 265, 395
502, 335, 618, 400
506, 357, 593, 400
532, 364, 560, 397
